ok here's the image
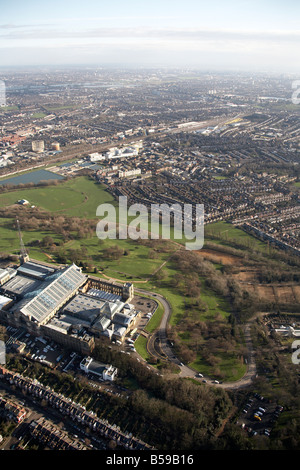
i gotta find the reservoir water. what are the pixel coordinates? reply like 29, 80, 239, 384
0, 169, 64, 186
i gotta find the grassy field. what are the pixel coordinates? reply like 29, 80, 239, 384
44, 105, 78, 112
205, 220, 268, 253
0, 176, 116, 218
134, 335, 152, 362
0, 182, 82, 211
68, 237, 172, 281
198, 279, 231, 320
144, 299, 164, 334
212, 175, 229, 180
0, 217, 61, 263
31, 112, 48, 119
189, 352, 247, 382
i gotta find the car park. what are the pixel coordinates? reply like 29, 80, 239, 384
239, 393, 285, 438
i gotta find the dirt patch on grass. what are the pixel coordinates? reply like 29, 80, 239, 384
197, 248, 243, 266
232, 269, 258, 283
198, 247, 300, 306
292, 286, 300, 302
246, 283, 298, 304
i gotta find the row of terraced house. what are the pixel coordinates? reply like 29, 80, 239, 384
0, 366, 154, 450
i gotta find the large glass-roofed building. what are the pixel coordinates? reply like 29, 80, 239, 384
17, 264, 87, 326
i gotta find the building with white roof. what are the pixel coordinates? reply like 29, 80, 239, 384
88, 152, 106, 162
273, 325, 300, 337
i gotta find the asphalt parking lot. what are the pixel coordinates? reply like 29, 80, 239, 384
131, 296, 157, 316
5, 326, 76, 370
237, 393, 284, 437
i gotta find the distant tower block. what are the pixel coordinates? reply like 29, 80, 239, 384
52, 142, 60, 151
32, 140, 45, 153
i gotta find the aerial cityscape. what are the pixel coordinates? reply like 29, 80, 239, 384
0, 0, 300, 460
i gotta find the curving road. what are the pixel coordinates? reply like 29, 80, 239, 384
136, 287, 257, 390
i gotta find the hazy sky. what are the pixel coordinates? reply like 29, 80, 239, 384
0, 0, 300, 72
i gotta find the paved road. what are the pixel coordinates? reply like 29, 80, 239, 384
136, 287, 257, 390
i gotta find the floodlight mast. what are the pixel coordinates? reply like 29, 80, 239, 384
16, 218, 29, 264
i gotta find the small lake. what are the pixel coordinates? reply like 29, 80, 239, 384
0, 169, 64, 186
